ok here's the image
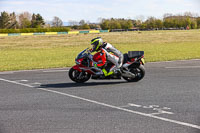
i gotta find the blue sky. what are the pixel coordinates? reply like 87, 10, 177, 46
0, 0, 199, 22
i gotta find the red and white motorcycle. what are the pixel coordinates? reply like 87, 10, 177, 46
69, 48, 145, 83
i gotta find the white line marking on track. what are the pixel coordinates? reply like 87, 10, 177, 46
152, 108, 174, 115
0, 72, 14, 74
0, 68, 69, 74
163, 107, 171, 110
43, 70, 68, 73
30, 82, 41, 85
165, 66, 200, 69
150, 110, 174, 115
150, 105, 160, 108
0, 77, 200, 130
128, 103, 142, 107
143, 106, 153, 109
148, 59, 200, 64
18, 80, 28, 82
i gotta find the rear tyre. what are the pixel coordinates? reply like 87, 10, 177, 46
123, 65, 145, 82
68, 68, 91, 83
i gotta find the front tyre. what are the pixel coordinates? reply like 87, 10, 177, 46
68, 68, 91, 83
123, 65, 145, 82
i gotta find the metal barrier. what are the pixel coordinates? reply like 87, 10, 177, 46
0, 30, 109, 37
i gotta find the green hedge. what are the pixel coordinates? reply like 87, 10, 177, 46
0, 27, 70, 33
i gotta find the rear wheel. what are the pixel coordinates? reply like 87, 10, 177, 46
68, 68, 91, 83
123, 65, 145, 82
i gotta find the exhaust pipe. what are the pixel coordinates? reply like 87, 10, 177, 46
121, 71, 135, 78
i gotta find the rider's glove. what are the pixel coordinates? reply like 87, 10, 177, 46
87, 49, 92, 53
88, 48, 94, 53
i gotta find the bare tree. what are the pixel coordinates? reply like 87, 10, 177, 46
184, 12, 193, 17
79, 20, 86, 25
68, 20, 79, 26
52, 16, 63, 27
163, 13, 173, 19
18, 12, 32, 28
135, 15, 145, 22
97, 17, 103, 24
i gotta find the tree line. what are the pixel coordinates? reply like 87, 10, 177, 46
68, 12, 200, 30
100, 13, 200, 30
141, 13, 200, 30
0, 11, 69, 33
0, 11, 66, 29
0, 11, 44, 29
0, 11, 200, 33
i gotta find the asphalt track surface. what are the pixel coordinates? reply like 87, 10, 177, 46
0, 60, 200, 133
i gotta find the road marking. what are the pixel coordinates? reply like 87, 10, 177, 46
150, 105, 160, 108
0, 72, 14, 74
165, 66, 200, 69
43, 70, 69, 72
148, 59, 200, 64
0, 68, 69, 74
18, 80, 28, 82
163, 107, 171, 110
0, 78, 200, 130
120, 104, 173, 115
143, 106, 153, 109
150, 110, 174, 115
128, 103, 142, 107
30, 82, 41, 85
0, 78, 33, 87
152, 108, 174, 115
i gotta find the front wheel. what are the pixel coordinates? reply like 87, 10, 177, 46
123, 65, 145, 82
68, 68, 91, 83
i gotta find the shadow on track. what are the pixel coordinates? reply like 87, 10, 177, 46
40, 81, 128, 89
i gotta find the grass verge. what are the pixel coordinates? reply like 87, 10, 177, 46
0, 30, 200, 71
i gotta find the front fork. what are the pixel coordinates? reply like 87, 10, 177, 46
72, 65, 82, 72
72, 65, 83, 79
72, 65, 96, 75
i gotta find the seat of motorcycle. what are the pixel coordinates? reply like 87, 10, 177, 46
128, 51, 144, 58
123, 53, 129, 63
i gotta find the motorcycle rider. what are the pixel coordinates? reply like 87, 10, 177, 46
90, 37, 123, 76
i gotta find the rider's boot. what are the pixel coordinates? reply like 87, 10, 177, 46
95, 71, 103, 75
102, 68, 114, 77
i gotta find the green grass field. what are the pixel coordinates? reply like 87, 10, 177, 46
0, 30, 200, 71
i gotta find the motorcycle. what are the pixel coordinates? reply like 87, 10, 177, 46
68, 48, 145, 83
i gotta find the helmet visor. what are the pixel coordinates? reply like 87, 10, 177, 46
91, 40, 100, 51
